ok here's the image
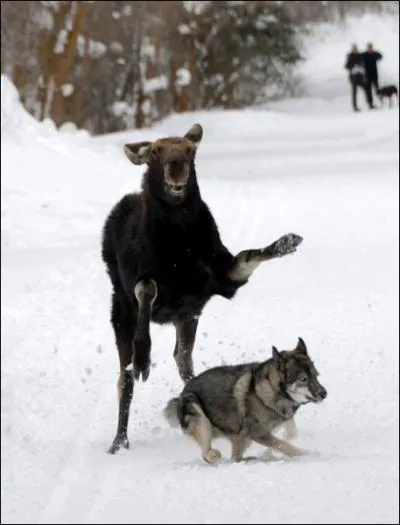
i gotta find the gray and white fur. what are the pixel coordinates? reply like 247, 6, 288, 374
164, 337, 327, 463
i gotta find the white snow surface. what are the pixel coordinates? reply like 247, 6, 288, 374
1, 14, 399, 525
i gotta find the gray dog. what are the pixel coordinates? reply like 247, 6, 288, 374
164, 338, 327, 463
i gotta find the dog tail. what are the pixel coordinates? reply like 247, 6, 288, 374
163, 397, 180, 428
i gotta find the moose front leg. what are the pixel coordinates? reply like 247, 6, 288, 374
174, 316, 199, 384
132, 279, 157, 381
228, 233, 303, 282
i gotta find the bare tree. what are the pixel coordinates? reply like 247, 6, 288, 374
1, 0, 394, 135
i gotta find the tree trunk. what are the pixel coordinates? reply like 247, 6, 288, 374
51, 1, 89, 127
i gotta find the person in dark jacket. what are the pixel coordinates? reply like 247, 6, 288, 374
362, 42, 383, 100
345, 44, 373, 112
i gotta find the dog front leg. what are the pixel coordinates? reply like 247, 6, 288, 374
228, 233, 303, 282
132, 278, 157, 381
281, 417, 299, 441
174, 316, 199, 384
253, 433, 307, 458
230, 436, 252, 462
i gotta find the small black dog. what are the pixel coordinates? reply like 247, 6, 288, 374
377, 85, 398, 107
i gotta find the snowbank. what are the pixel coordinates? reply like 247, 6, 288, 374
1, 75, 91, 143
1, 75, 43, 138
0, 76, 137, 250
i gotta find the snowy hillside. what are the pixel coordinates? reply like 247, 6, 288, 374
1, 13, 399, 525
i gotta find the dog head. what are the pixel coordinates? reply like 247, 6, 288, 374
378, 85, 398, 96
272, 338, 327, 405
123, 123, 203, 205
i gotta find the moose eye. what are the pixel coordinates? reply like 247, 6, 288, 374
185, 146, 194, 157
151, 146, 161, 157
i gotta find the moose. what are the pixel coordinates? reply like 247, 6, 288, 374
101, 123, 303, 454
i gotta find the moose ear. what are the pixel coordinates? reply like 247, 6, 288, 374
295, 337, 308, 354
184, 123, 203, 146
272, 346, 281, 363
123, 142, 153, 165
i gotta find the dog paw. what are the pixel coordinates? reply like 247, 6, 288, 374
203, 448, 222, 464
294, 447, 311, 457
271, 233, 303, 257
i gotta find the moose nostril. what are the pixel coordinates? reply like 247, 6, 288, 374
169, 159, 183, 169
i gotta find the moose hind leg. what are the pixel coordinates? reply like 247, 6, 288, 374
174, 316, 199, 384
108, 296, 136, 454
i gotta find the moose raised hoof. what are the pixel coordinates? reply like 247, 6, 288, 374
266, 233, 303, 258
108, 436, 130, 455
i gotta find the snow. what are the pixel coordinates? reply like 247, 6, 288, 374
1, 13, 399, 525
76, 36, 107, 59
176, 67, 192, 87
109, 41, 124, 55
1, 76, 47, 138
111, 101, 130, 118
61, 83, 74, 97
144, 75, 168, 94
178, 24, 191, 35
54, 29, 68, 55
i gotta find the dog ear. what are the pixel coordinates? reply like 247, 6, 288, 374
272, 346, 281, 363
124, 142, 152, 165
295, 337, 308, 354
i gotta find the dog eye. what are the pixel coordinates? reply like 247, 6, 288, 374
298, 375, 307, 382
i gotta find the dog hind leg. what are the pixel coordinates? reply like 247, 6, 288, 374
186, 408, 222, 464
